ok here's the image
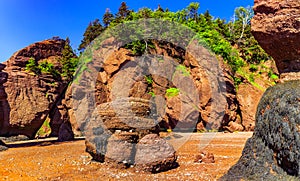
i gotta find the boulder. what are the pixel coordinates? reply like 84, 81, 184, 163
57, 121, 74, 141
251, 0, 300, 77
105, 132, 138, 168
84, 98, 161, 167
222, 81, 300, 180
0, 39, 73, 138
224, 121, 244, 133
135, 134, 178, 173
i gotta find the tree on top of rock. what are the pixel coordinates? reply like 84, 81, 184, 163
116, 2, 131, 20
103, 8, 114, 27
187, 2, 200, 21
156, 4, 164, 12
78, 19, 104, 52
61, 37, 78, 80
203, 10, 213, 24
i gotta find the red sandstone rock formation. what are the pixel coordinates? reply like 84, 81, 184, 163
1, 39, 74, 139
251, 0, 300, 79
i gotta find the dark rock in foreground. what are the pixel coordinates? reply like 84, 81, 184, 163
221, 81, 300, 180
0, 140, 8, 151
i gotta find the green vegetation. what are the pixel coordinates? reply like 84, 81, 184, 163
249, 64, 258, 72
166, 87, 180, 98
25, 58, 59, 78
144, 75, 153, 84
78, 19, 104, 52
103, 8, 114, 27
25, 38, 78, 81
77, 2, 275, 88
148, 91, 155, 97
25, 57, 39, 74
123, 40, 155, 56
60, 37, 79, 80
35, 118, 51, 138
39, 61, 60, 78
176, 65, 190, 77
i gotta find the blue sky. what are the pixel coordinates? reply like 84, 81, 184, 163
0, 0, 253, 62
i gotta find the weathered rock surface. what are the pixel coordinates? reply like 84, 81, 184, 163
252, 0, 300, 76
222, 81, 300, 180
219, 64, 242, 132
0, 63, 9, 134
105, 132, 138, 168
135, 134, 177, 173
88, 40, 247, 133
84, 98, 162, 168
236, 82, 264, 131
0, 39, 72, 138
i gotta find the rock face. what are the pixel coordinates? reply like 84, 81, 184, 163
222, 81, 300, 180
251, 0, 300, 77
236, 82, 264, 131
74, 37, 263, 157
219, 65, 243, 132
0, 64, 9, 133
88, 40, 247, 133
0, 39, 73, 139
78, 37, 261, 172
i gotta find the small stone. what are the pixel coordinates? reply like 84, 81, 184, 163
194, 151, 215, 163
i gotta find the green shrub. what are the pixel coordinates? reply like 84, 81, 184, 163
35, 118, 51, 138
234, 77, 242, 86
249, 73, 255, 83
166, 87, 180, 98
268, 71, 279, 81
25, 58, 60, 78
25, 57, 39, 74
148, 91, 155, 97
39, 61, 60, 78
38, 61, 52, 73
176, 65, 190, 76
249, 64, 258, 72
124, 40, 155, 55
144, 75, 153, 84
270, 74, 279, 80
